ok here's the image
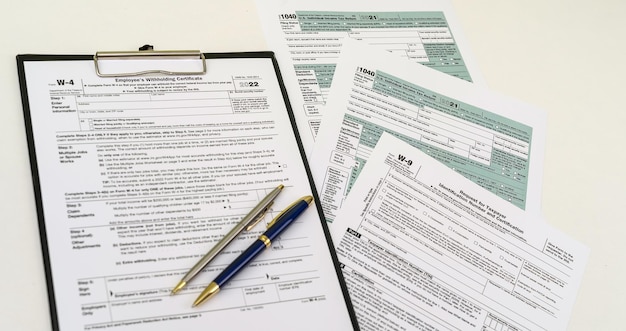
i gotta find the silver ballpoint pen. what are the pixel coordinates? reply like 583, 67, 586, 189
170, 184, 284, 294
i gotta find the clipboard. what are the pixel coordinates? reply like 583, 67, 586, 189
17, 50, 359, 331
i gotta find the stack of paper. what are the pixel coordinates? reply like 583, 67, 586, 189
257, 1, 588, 330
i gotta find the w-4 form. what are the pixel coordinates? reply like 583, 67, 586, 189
20, 55, 356, 330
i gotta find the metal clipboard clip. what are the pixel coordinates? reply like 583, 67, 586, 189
93, 48, 207, 77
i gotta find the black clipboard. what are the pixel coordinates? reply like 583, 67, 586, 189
17, 50, 359, 331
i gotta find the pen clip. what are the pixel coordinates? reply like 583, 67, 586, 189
245, 201, 274, 231
266, 199, 302, 229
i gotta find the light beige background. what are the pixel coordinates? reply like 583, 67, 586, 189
1, 1, 624, 330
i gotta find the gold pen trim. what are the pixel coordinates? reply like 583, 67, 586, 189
266, 195, 313, 229
259, 234, 271, 248
170, 281, 186, 295
192, 282, 220, 307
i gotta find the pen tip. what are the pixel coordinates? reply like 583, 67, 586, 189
191, 298, 203, 307
171, 281, 186, 295
192, 282, 220, 308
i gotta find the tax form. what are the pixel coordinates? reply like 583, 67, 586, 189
256, 0, 485, 157
311, 39, 546, 219
18, 54, 357, 331
331, 132, 588, 331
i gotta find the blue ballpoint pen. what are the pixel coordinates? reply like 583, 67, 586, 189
192, 195, 314, 307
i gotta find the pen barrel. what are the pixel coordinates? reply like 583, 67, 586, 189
213, 239, 267, 287
264, 199, 309, 241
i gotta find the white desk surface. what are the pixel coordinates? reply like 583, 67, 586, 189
1, 1, 624, 330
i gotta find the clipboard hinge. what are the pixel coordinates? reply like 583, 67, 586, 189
93, 49, 207, 77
